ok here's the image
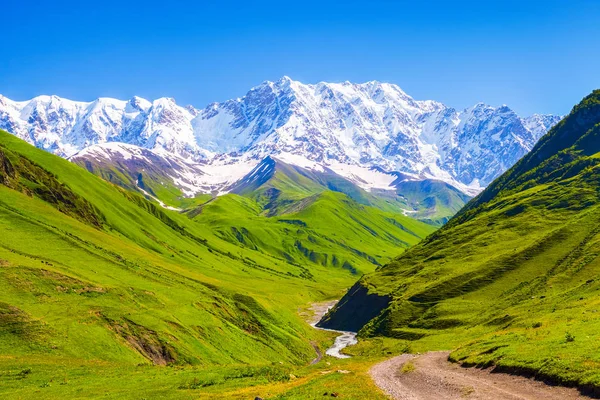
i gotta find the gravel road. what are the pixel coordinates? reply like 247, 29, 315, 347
371, 351, 592, 400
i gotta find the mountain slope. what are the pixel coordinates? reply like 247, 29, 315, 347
0, 78, 560, 198
230, 156, 471, 222
70, 142, 216, 208
191, 191, 435, 276
320, 90, 600, 390
0, 128, 436, 397
0, 128, 327, 367
73, 146, 470, 222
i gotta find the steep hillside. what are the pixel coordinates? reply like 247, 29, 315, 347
71, 142, 213, 208
0, 129, 325, 368
381, 178, 471, 225
321, 90, 600, 390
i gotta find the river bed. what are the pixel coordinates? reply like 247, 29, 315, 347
309, 301, 358, 359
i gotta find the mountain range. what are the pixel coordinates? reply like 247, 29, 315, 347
0, 78, 560, 222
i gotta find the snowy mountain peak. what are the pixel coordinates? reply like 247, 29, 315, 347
127, 96, 152, 111
0, 78, 561, 196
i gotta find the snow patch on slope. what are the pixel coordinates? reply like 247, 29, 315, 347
326, 162, 399, 191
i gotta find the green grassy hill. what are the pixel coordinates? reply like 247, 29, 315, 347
374, 178, 471, 225
191, 191, 434, 277
322, 90, 600, 392
0, 129, 434, 398
229, 157, 470, 223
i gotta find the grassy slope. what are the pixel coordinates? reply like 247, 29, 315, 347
0, 129, 435, 398
77, 155, 212, 209
0, 130, 335, 397
0, 130, 326, 363
389, 179, 471, 225
227, 155, 468, 228
192, 191, 435, 277
324, 90, 600, 390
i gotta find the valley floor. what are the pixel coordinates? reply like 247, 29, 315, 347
4, 295, 598, 399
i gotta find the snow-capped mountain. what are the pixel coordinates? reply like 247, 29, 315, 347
0, 77, 561, 196
192, 77, 560, 192
0, 95, 207, 160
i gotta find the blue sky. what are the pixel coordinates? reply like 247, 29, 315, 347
1, 0, 599, 115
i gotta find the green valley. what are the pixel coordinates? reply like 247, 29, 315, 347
0, 129, 434, 398
3, 2, 596, 398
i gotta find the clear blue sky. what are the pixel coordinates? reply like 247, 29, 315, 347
1, 0, 599, 115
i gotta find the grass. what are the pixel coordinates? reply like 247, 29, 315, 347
190, 190, 435, 278
254, 160, 470, 223
400, 361, 415, 374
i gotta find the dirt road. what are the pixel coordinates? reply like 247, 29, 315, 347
371, 351, 592, 400
309, 341, 322, 365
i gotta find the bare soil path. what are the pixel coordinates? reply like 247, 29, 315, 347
371, 351, 592, 400
309, 341, 322, 365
